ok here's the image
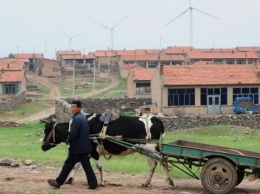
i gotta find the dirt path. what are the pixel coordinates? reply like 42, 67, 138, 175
0, 164, 259, 194
13, 73, 119, 123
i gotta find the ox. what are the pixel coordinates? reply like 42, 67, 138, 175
41, 113, 174, 187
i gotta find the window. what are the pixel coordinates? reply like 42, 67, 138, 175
168, 88, 195, 106
136, 83, 150, 94
237, 59, 246, 64
2, 84, 18, 94
200, 88, 227, 105
233, 87, 258, 104
214, 59, 224, 64
137, 62, 146, 68
227, 59, 234, 64
148, 62, 158, 68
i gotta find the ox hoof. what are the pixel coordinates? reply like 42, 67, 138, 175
65, 177, 74, 184
167, 178, 174, 187
99, 183, 105, 187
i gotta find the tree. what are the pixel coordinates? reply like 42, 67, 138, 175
8, 53, 15, 58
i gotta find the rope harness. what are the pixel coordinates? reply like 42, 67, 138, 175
45, 123, 58, 146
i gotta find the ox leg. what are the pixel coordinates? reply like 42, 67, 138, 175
161, 159, 174, 186
65, 162, 81, 184
94, 159, 106, 186
142, 157, 157, 187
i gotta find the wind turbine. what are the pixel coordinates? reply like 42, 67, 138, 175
93, 15, 128, 50
60, 28, 84, 51
166, 0, 218, 47
44, 35, 52, 58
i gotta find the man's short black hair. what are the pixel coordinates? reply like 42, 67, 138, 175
71, 100, 82, 108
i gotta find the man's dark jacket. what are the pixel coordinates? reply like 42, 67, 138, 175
68, 111, 92, 154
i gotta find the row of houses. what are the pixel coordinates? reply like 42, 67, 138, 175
56, 46, 260, 72
1, 46, 260, 115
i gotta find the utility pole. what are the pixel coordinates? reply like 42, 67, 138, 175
92, 59, 96, 95
73, 59, 75, 96
107, 46, 110, 73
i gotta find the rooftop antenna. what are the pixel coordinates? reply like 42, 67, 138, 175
93, 15, 128, 50
166, 0, 218, 47
60, 28, 84, 51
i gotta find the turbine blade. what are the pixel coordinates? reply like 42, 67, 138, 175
112, 15, 128, 29
189, 0, 192, 6
93, 21, 111, 30
71, 32, 84, 39
166, 8, 190, 25
192, 8, 219, 20
44, 35, 52, 44
60, 28, 69, 38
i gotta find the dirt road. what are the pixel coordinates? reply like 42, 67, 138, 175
14, 73, 119, 123
0, 164, 259, 194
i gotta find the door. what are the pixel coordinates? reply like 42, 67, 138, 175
208, 95, 221, 114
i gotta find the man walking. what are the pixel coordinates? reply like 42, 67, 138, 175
47, 100, 98, 189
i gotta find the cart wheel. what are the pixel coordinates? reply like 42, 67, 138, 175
201, 158, 238, 194
236, 167, 245, 186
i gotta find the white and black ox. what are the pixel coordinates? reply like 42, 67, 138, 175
41, 113, 174, 187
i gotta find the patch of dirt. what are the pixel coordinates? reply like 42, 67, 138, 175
0, 162, 260, 194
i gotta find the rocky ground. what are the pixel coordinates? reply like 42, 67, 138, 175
0, 158, 260, 194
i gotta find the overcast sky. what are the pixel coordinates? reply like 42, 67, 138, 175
0, 0, 259, 59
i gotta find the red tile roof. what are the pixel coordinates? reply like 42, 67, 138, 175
0, 59, 24, 70
15, 53, 43, 59
161, 64, 260, 86
94, 50, 115, 57
186, 52, 258, 59
121, 54, 184, 61
115, 50, 136, 56
236, 46, 260, 52
56, 50, 82, 55
61, 54, 94, 59
132, 69, 155, 81
165, 46, 193, 54
0, 71, 24, 82
193, 48, 237, 53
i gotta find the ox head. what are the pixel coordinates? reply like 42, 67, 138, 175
86, 113, 104, 135
40, 119, 69, 151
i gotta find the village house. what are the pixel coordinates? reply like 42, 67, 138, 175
127, 68, 155, 98
56, 50, 82, 64
120, 64, 143, 79
185, 51, 258, 65
34, 58, 61, 77
15, 53, 43, 72
0, 59, 26, 94
0, 58, 27, 112
151, 63, 260, 116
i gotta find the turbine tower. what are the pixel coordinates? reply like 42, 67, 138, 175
94, 15, 128, 50
44, 35, 52, 58
166, 0, 218, 47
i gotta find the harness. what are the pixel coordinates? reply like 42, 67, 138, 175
45, 123, 58, 146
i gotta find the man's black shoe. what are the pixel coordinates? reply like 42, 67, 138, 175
47, 179, 60, 188
88, 186, 98, 190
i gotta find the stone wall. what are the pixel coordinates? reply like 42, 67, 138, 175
160, 114, 260, 131
55, 98, 260, 130
0, 91, 26, 113
55, 98, 151, 122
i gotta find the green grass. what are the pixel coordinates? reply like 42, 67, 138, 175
1, 123, 260, 179
92, 75, 126, 98
0, 99, 54, 120
59, 76, 111, 96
